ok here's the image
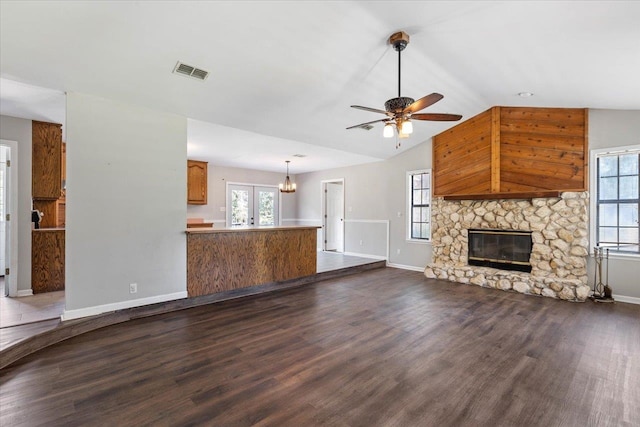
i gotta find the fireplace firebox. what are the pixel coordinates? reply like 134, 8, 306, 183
468, 229, 533, 273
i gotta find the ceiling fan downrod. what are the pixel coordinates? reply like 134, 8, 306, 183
389, 31, 409, 98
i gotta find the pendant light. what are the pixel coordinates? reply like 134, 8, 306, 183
279, 160, 296, 193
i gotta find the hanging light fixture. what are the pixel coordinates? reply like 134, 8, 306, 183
279, 160, 296, 193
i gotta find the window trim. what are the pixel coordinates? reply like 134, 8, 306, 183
589, 144, 640, 258
406, 168, 432, 244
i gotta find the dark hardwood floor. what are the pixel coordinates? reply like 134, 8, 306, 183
1, 268, 639, 426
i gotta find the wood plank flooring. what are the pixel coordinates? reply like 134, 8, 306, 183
1, 268, 639, 426
0, 252, 382, 355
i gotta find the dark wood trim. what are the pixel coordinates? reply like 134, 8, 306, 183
443, 190, 562, 201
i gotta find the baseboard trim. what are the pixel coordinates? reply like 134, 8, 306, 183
612, 294, 640, 305
62, 291, 188, 321
342, 251, 387, 260
386, 263, 425, 272
16, 289, 34, 297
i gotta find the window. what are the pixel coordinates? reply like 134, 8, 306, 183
407, 169, 431, 242
591, 145, 640, 255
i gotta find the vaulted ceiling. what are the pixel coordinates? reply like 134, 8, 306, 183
1, 1, 639, 173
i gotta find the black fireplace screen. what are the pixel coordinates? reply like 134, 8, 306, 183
468, 229, 533, 273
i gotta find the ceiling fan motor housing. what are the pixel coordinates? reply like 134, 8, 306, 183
385, 97, 414, 113
389, 31, 410, 51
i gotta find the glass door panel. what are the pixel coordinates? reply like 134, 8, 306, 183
254, 186, 279, 226
228, 185, 279, 227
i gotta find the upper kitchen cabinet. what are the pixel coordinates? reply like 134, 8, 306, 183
187, 160, 208, 205
32, 121, 63, 200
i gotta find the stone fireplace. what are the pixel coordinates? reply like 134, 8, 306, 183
424, 192, 591, 301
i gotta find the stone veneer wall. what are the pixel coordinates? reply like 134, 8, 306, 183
424, 192, 591, 301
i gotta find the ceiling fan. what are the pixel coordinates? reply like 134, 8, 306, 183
347, 31, 462, 147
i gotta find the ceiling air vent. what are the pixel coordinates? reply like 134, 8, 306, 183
292, 154, 307, 158
173, 61, 209, 81
361, 124, 374, 131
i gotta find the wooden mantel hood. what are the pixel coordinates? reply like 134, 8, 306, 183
433, 106, 588, 200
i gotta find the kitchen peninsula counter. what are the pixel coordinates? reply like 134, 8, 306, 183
186, 226, 319, 297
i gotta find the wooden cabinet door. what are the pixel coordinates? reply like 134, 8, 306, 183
32, 121, 62, 200
32, 230, 65, 293
187, 160, 208, 205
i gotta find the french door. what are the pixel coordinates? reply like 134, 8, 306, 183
227, 184, 279, 227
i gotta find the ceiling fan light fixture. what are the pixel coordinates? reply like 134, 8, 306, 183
401, 119, 413, 135
383, 123, 394, 138
347, 30, 462, 145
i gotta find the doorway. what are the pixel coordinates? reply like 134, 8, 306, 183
322, 179, 344, 252
227, 184, 280, 227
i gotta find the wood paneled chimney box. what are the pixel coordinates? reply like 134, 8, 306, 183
433, 107, 588, 200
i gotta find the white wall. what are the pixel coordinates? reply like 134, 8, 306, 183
588, 109, 640, 301
187, 164, 297, 226
64, 93, 187, 318
295, 141, 433, 269
0, 115, 32, 293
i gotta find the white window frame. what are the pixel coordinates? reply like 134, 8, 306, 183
406, 169, 432, 244
589, 144, 640, 259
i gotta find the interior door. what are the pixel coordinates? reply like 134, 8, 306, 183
324, 181, 344, 252
228, 184, 254, 226
254, 186, 279, 226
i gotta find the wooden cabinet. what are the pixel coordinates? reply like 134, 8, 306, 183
32, 229, 65, 293
32, 121, 62, 200
31, 122, 66, 293
187, 160, 208, 205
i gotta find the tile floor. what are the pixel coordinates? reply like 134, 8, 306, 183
0, 278, 65, 328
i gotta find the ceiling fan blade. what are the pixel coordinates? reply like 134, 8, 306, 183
350, 105, 391, 115
346, 118, 390, 130
412, 113, 462, 121
404, 93, 444, 114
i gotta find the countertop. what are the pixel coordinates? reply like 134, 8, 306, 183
32, 228, 65, 232
186, 225, 320, 234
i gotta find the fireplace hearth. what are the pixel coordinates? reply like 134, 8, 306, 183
468, 229, 532, 273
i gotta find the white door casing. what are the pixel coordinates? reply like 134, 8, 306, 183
0, 140, 18, 297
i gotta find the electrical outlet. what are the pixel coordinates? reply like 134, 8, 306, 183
219, 206, 226, 212
397, 211, 402, 217
129, 283, 137, 294
397, 249, 401, 254
359, 240, 363, 246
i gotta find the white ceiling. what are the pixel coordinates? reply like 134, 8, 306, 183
1, 1, 639, 173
